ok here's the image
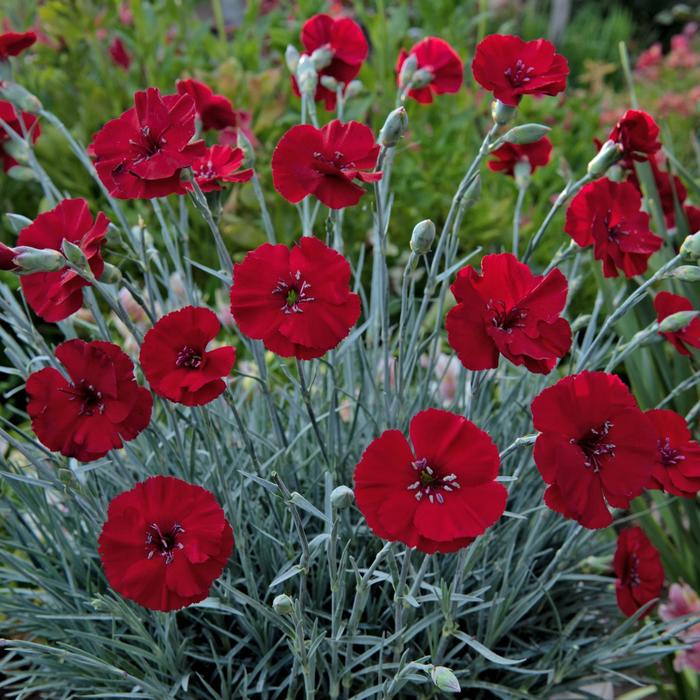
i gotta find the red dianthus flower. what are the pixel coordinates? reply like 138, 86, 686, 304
654, 291, 700, 356
26, 339, 152, 462
99, 476, 234, 611
487, 136, 552, 177
0, 30, 36, 60
108, 37, 131, 71
0, 100, 41, 173
230, 236, 360, 360
189, 144, 253, 193
608, 109, 661, 166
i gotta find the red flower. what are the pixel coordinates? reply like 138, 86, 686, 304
654, 291, 700, 356
0, 100, 41, 173
89, 87, 207, 199
176, 78, 252, 137
471, 34, 569, 107
613, 527, 664, 618
354, 408, 506, 554
189, 144, 253, 193
531, 371, 656, 529
445, 253, 571, 374
395, 37, 463, 104
98, 476, 234, 611
0, 242, 17, 270
140, 306, 236, 406
646, 409, 700, 497
26, 339, 152, 462
271, 119, 381, 209
230, 236, 360, 360
608, 109, 661, 166
292, 14, 368, 110
18, 198, 109, 322
0, 30, 36, 60
487, 136, 552, 177
684, 205, 700, 233
108, 37, 131, 70
564, 179, 662, 278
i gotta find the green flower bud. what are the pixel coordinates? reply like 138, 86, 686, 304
345, 80, 363, 99
669, 265, 700, 282
2, 138, 30, 164
659, 310, 700, 333
430, 666, 461, 693
13, 246, 65, 273
320, 75, 339, 91
398, 53, 418, 88
410, 67, 434, 88
459, 174, 481, 212
6, 165, 38, 182
61, 239, 88, 269
513, 159, 531, 188
0, 81, 42, 114
99, 263, 122, 285
285, 45, 300, 74
296, 55, 318, 96
378, 106, 408, 148
587, 139, 623, 178
272, 594, 294, 616
680, 232, 700, 261
310, 46, 333, 71
237, 129, 255, 168
491, 100, 517, 126
410, 219, 436, 255
330, 485, 354, 510
502, 124, 551, 145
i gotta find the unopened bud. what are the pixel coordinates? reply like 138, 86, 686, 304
492, 100, 517, 125
460, 174, 481, 211
607, 164, 625, 182
2, 138, 30, 164
0, 82, 42, 114
272, 594, 294, 615
659, 310, 700, 333
680, 232, 700, 261
237, 129, 255, 168
669, 265, 700, 282
587, 139, 623, 178
330, 485, 354, 510
0, 242, 18, 271
502, 124, 550, 145
345, 80, 363, 99
99, 263, 122, 285
410, 219, 436, 255
513, 159, 531, 188
378, 106, 408, 148
320, 75, 339, 91
285, 45, 300, 74
7, 165, 38, 181
398, 53, 418, 88
61, 240, 88, 268
296, 55, 317, 96
13, 246, 65, 273
410, 67, 433, 88
430, 666, 461, 693
310, 46, 333, 71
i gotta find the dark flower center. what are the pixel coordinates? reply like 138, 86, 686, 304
145, 522, 185, 565
272, 272, 315, 314
603, 210, 630, 242
176, 346, 202, 369
195, 160, 217, 180
487, 299, 528, 332
504, 59, 535, 87
574, 420, 616, 472
621, 553, 641, 588
130, 125, 167, 162
60, 380, 105, 417
406, 457, 461, 505
658, 437, 685, 467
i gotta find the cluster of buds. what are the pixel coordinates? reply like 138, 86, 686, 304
398, 54, 433, 93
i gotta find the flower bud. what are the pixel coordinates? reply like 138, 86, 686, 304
669, 265, 700, 282
430, 666, 461, 693
587, 139, 623, 178
285, 45, 300, 74
296, 55, 318, 96
513, 159, 531, 188
460, 174, 481, 212
398, 54, 418, 88
330, 485, 354, 510
310, 46, 333, 71
492, 100, 517, 125
502, 124, 550, 145
345, 80, 363, 99
237, 129, 255, 168
0, 242, 18, 271
659, 310, 700, 333
680, 232, 700, 261
410, 67, 434, 88
13, 246, 65, 273
99, 263, 122, 285
410, 219, 436, 255
61, 239, 88, 269
378, 106, 408, 148
0, 82, 42, 114
320, 75, 340, 91
7, 165, 38, 182
2, 138, 30, 164
272, 594, 294, 616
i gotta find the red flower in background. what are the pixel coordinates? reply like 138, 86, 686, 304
471, 34, 569, 107
446, 253, 571, 374
646, 409, 700, 497
608, 109, 661, 166
564, 179, 662, 278
18, 198, 109, 322
292, 13, 368, 110
26, 339, 152, 462
108, 37, 131, 70
230, 236, 360, 360
531, 371, 656, 529
654, 291, 700, 356
684, 205, 700, 233
0, 242, 17, 270
0, 100, 41, 173
0, 29, 36, 60
189, 145, 253, 193
140, 306, 236, 406
272, 119, 380, 209
395, 37, 463, 104
354, 409, 506, 554
487, 136, 552, 177
89, 87, 206, 199
99, 476, 234, 611
614, 527, 664, 618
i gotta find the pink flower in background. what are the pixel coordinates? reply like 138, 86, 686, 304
635, 43, 662, 79
660, 583, 700, 672
667, 34, 700, 70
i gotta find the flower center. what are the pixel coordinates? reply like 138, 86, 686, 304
129, 125, 166, 161
145, 522, 185, 565
487, 299, 527, 332
658, 437, 685, 467
574, 420, 616, 472
195, 161, 217, 180
504, 59, 535, 87
622, 553, 641, 588
175, 345, 202, 369
406, 457, 461, 504
60, 380, 105, 417
273, 271, 315, 314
